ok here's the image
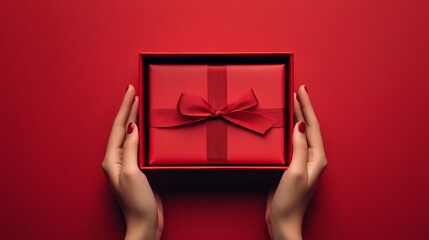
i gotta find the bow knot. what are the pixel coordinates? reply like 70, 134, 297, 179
214, 110, 224, 117
171, 89, 279, 134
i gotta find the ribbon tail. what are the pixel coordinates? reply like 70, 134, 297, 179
222, 111, 279, 134
150, 109, 209, 127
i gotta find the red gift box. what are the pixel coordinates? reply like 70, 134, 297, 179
139, 53, 293, 170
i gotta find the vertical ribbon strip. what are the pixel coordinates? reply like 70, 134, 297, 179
206, 66, 228, 162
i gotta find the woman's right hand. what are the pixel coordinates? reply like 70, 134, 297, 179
266, 85, 327, 240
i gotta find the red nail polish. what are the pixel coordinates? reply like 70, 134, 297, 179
298, 121, 306, 133
304, 85, 308, 93
127, 122, 134, 134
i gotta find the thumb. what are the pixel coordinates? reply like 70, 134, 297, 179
289, 121, 308, 173
122, 122, 139, 173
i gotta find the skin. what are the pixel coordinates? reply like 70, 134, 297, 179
102, 85, 163, 240
102, 84, 327, 240
266, 85, 328, 239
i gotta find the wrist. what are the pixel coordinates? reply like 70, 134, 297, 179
270, 214, 303, 240
125, 218, 157, 240
279, 219, 302, 240
125, 228, 146, 240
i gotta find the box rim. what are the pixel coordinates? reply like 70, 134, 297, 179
139, 52, 294, 170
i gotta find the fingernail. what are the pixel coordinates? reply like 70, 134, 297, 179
304, 85, 308, 94
125, 85, 130, 93
127, 122, 134, 134
298, 121, 306, 133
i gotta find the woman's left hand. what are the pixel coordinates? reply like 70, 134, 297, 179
102, 85, 163, 240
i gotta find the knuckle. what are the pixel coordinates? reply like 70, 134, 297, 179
112, 119, 125, 129
313, 120, 320, 128
293, 141, 308, 150
123, 138, 137, 148
311, 151, 328, 170
309, 117, 320, 126
308, 120, 320, 130
314, 155, 327, 171
120, 168, 139, 181
287, 169, 306, 182
101, 160, 109, 173
321, 156, 328, 170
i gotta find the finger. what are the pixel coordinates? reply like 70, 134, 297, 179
127, 96, 139, 125
296, 85, 317, 126
106, 85, 135, 152
102, 85, 135, 184
288, 121, 309, 174
294, 92, 305, 123
297, 85, 325, 151
122, 122, 140, 173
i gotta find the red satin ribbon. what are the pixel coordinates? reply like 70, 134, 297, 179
151, 88, 281, 134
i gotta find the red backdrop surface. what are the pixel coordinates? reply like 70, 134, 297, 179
1, 0, 428, 239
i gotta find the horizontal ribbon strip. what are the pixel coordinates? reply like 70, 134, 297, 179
150, 89, 284, 134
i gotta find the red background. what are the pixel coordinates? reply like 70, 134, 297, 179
1, 0, 428, 239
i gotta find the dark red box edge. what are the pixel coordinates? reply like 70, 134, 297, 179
138, 52, 294, 171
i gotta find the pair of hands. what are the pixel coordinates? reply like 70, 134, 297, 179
102, 85, 327, 240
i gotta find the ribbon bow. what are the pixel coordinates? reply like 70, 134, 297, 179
150, 89, 280, 134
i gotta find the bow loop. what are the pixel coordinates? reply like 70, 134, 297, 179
177, 93, 215, 117
221, 89, 259, 114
